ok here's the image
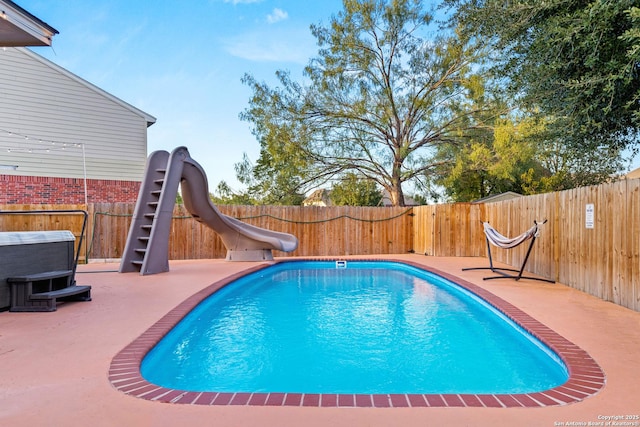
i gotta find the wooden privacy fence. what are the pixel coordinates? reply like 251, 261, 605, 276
88, 204, 414, 260
413, 202, 486, 257
413, 179, 640, 312
0, 205, 89, 262
485, 181, 639, 312
1, 178, 638, 312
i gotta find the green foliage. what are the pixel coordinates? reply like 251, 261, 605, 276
210, 180, 257, 205
436, 116, 541, 201
445, 0, 640, 152
330, 173, 383, 206
239, 72, 314, 205
212, 153, 305, 206
240, 0, 499, 206
433, 114, 626, 201
531, 121, 625, 192
409, 192, 428, 205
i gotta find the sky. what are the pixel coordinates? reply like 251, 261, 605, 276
11, 0, 640, 194
18, 0, 344, 190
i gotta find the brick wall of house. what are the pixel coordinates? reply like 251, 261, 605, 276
0, 175, 140, 204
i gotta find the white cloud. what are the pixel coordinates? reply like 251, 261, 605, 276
222, 29, 315, 64
266, 8, 288, 24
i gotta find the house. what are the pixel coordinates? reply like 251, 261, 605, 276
379, 189, 418, 207
0, 1, 156, 204
0, 47, 156, 204
302, 188, 419, 207
302, 189, 333, 207
472, 191, 523, 204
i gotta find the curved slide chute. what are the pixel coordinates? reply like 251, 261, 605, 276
119, 146, 298, 275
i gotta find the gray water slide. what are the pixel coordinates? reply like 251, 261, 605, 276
119, 146, 298, 275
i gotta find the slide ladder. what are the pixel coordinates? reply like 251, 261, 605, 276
119, 148, 186, 274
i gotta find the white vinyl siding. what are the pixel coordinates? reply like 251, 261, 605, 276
0, 47, 154, 180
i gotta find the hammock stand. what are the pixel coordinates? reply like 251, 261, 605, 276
463, 220, 555, 283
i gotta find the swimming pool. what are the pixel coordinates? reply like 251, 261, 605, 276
140, 260, 568, 395
110, 258, 605, 407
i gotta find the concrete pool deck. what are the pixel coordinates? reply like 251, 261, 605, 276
1, 255, 639, 426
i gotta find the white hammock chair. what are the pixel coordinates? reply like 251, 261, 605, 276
463, 220, 554, 282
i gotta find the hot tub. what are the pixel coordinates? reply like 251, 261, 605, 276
0, 231, 75, 311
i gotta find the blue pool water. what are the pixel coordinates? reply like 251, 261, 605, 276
141, 261, 568, 394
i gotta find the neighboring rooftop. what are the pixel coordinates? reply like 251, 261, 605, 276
302, 189, 333, 207
472, 191, 523, 204
380, 189, 418, 206
0, 0, 58, 47
302, 188, 419, 207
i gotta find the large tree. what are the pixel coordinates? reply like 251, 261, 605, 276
445, 0, 640, 154
241, 0, 498, 206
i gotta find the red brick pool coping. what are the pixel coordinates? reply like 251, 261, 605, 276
108, 258, 605, 408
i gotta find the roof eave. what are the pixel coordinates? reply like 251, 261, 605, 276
0, 0, 59, 47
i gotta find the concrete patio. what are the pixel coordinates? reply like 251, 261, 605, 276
1, 255, 639, 426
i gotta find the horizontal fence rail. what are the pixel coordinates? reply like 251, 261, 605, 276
1, 178, 638, 312
86, 204, 415, 260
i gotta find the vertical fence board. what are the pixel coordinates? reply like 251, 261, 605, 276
628, 180, 640, 311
